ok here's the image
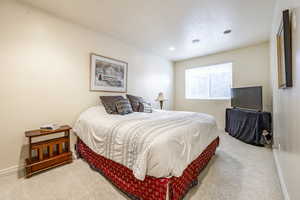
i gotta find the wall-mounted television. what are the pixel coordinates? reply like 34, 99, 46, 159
231, 86, 263, 111
277, 9, 293, 88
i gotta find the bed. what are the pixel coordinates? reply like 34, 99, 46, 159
74, 106, 219, 200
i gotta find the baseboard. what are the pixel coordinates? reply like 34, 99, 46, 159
0, 165, 24, 177
273, 149, 290, 200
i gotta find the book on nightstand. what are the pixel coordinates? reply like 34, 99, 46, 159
40, 124, 60, 131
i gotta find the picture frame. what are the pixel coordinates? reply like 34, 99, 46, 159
277, 22, 285, 88
276, 9, 292, 89
90, 53, 128, 92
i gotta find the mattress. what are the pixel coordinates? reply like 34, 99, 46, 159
73, 106, 218, 180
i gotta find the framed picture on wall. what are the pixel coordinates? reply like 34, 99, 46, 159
276, 9, 292, 89
90, 53, 128, 92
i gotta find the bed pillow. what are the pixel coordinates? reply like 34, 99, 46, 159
116, 99, 133, 115
139, 102, 153, 113
100, 96, 125, 114
126, 94, 144, 112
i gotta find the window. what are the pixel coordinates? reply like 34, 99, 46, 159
185, 63, 232, 99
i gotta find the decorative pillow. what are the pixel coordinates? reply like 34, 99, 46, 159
139, 102, 153, 113
100, 96, 125, 114
116, 99, 133, 115
126, 94, 144, 112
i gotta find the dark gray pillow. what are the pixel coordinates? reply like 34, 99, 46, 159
100, 96, 125, 114
116, 99, 133, 115
139, 102, 152, 113
126, 94, 144, 112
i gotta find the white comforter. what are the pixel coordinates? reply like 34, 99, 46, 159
73, 106, 218, 180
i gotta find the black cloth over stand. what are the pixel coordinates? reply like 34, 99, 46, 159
225, 108, 272, 146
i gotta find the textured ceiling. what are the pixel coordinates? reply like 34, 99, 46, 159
20, 0, 275, 61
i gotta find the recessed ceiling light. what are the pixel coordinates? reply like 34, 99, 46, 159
224, 29, 232, 34
192, 39, 200, 43
169, 46, 175, 51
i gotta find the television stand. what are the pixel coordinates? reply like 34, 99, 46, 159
225, 108, 272, 146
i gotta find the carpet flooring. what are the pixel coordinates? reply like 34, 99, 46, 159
0, 132, 283, 200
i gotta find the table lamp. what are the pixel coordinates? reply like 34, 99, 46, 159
155, 92, 167, 109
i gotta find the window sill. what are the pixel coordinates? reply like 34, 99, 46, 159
185, 97, 231, 101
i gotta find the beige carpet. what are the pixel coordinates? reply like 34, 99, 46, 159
0, 132, 283, 200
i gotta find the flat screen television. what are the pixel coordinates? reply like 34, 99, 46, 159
231, 86, 263, 111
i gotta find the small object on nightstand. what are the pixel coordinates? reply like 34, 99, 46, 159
155, 92, 168, 109
25, 125, 73, 178
40, 123, 60, 130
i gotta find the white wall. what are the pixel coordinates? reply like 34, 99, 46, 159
0, 0, 173, 172
174, 43, 271, 129
270, 0, 300, 199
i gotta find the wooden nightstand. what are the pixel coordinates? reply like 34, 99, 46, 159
25, 125, 73, 178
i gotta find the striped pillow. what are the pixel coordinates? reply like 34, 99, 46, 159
116, 99, 133, 115
139, 102, 152, 113
126, 94, 144, 112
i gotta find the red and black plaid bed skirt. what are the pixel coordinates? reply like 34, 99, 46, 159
76, 137, 219, 200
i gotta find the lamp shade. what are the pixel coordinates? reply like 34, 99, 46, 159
155, 92, 167, 101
